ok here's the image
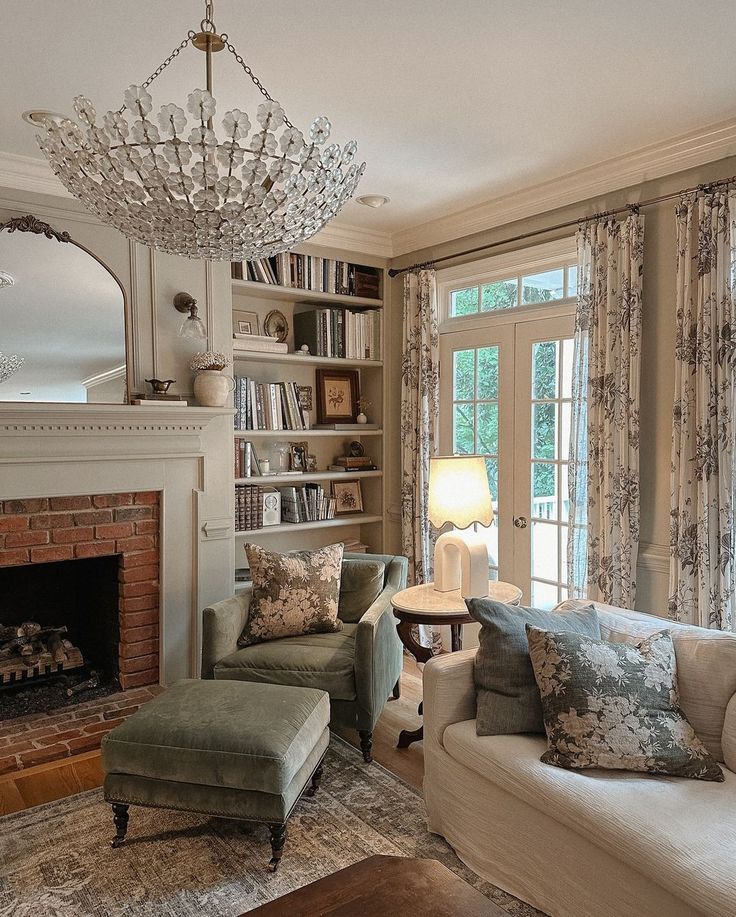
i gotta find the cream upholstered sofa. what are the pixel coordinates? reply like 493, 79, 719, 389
423, 600, 736, 917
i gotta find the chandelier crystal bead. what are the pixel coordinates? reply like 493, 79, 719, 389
35, 3, 364, 261
0, 353, 24, 384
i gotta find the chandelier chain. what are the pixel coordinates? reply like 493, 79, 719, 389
221, 36, 295, 130
118, 36, 193, 114
201, 0, 217, 33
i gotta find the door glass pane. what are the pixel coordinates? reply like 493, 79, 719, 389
485, 457, 499, 507
451, 287, 478, 316
476, 403, 498, 454
532, 522, 558, 580
476, 346, 499, 400
532, 341, 558, 398
453, 349, 474, 400
522, 269, 564, 304
532, 579, 558, 610
481, 279, 518, 312
566, 265, 578, 298
532, 402, 556, 459
532, 463, 557, 519
453, 404, 474, 453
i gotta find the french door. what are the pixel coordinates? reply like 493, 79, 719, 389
439, 314, 574, 607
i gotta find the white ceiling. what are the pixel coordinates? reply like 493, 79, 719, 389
2, 0, 736, 240
0, 232, 125, 401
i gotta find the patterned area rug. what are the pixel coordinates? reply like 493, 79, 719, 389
0, 737, 542, 916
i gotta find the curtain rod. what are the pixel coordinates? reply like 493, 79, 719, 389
387, 174, 736, 278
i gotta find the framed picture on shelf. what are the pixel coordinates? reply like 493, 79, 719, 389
316, 369, 360, 424
306, 453, 317, 472
232, 309, 260, 336
331, 480, 363, 514
289, 441, 309, 471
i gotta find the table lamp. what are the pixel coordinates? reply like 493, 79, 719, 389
428, 455, 494, 599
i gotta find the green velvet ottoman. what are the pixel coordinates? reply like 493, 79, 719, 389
101, 679, 329, 870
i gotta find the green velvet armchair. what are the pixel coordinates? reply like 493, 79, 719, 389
201, 553, 408, 763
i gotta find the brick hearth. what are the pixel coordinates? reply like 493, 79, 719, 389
0, 492, 162, 774
0, 685, 163, 775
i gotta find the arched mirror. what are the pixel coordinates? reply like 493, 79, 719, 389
0, 215, 127, 403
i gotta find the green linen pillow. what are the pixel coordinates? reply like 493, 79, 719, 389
526, 625, 724, 782
466, 598, 600, 736
337, 559, 385, 623
239, 542, 344, 647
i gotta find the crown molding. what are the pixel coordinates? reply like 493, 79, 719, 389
391, 117, 736, 257
0, 151, 394, 258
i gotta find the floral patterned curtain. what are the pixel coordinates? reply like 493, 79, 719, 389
669, 190, 736, 631
568, 212, 644, 607
401, 268, 440, 649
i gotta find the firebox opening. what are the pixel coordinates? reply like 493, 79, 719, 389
0, 555, 120, 717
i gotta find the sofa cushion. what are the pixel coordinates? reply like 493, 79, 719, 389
216, 625, 358, 700
723, 694, 736, 773
466, 598, 600, 735
559, 599, 736, 761
442, 721, 736, 917
101, 679, 329, 794
239, 542, 343, 647
526, 626, 723, 781
338, 559, 385, 623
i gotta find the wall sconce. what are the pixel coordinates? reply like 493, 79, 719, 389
173, 291, 207, 341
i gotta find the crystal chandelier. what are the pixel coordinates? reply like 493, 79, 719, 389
0, 353, 24, 384
35, 1, 365, 261
0, 269, 23, 384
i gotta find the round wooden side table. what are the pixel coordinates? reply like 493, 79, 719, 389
391, 580, 522, 749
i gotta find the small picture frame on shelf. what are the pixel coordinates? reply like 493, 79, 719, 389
331, 480, 363, 514
306, 453, 317, 472
233, 309, 260, 336
297, 385, 313, 411
316, 369, 360, 424
289, 441, 309, 471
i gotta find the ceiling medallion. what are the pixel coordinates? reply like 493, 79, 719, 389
35, 0, 365, 261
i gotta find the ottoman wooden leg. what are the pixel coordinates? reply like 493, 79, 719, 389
111, 803, 129, 849
306, 762, 324, 797
268, 823, 287, 871
358, 729, 373, 763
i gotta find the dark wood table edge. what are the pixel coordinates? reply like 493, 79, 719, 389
244, 854, 508, 916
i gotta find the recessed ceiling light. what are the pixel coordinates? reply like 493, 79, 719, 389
21, 110, 66, 127
356, 194, 390, 209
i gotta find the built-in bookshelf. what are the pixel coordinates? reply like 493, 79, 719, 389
229, 248, 387, 578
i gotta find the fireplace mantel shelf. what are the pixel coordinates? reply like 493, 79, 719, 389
0, 403, 234, 434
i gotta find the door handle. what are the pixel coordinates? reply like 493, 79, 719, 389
513, 516, 528, 529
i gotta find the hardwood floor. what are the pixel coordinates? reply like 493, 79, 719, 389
0, 658, 425, 815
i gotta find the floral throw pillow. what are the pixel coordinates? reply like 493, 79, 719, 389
239, 542, 344, 647
526, 625, 724, 782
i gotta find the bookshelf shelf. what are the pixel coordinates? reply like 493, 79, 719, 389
235, 514, 383, 537
235, 470, 382, 486
233, 350, 382, 368
234, 428, 383, 439
232, 279, 382, 308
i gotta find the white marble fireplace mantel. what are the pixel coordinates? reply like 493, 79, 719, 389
0, 402, 235, 684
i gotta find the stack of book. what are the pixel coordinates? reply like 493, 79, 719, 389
293, 306, 381, 360
233, 333, 288, 354
234, 377, 306, 431
280, 483, 336, 523
342, 538, 369, 554
328, 455, 378, 472
232, 254, 381, 299
235, 484, 263, 531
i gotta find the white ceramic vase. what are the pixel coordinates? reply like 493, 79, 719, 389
193, 370, 234, 407
356, 412, 368, 424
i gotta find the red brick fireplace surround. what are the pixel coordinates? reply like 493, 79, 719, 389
0, 492, 162, 774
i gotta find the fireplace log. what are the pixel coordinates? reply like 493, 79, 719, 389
46, 631, 68, 663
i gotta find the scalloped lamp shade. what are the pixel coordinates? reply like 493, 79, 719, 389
428, 456, 493, 530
